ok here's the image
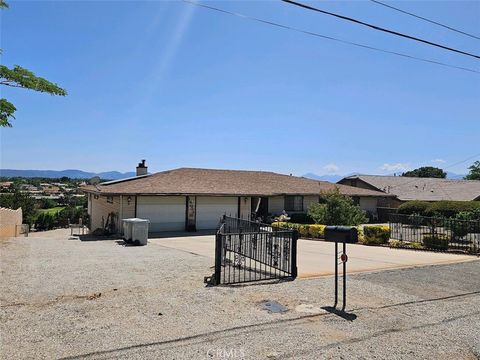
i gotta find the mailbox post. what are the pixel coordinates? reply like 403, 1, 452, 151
324, 226, 358, 313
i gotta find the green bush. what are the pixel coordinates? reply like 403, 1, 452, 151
424, 201, 480, 218
407, 242, 424, 250
422, 234, 449, 250
389, 239, 404, 248
446, 210, 480, 238
398, 200, 480, 219
35, 213, 56, 231
272, 222, 326, 238
397, 201, 430, 216
360, 225, 390, 245
308, 188, 367, 226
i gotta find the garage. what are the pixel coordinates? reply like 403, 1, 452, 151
137, 196, 186, 232
196, 196, 238, 230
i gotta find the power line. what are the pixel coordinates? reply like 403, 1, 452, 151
370, 0, 480, 41
183, 1, 479, 74
281, 0, 480, 60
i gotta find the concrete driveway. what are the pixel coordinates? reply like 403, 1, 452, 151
150, 235, 476, 278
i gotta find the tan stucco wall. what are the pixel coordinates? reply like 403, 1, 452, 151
239, 196, 251, 219
0, 207, 22, 238
88, 195, 121, 232
120, 195, 136, 220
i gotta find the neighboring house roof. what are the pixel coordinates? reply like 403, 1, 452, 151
82, 168, 392, 197
339, 175, 480, 201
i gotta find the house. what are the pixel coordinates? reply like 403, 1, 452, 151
82, 162, 392, 233
338, 175, 480, 206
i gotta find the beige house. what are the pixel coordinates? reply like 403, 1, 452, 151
82, 164, 392, 234
0, 207, 22, 238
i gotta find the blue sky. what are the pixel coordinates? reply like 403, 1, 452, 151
1, 0, 478, 176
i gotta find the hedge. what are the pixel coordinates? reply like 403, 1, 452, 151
422, 234, 449, 250
397, 201, 430, 215
360, 225, 390, 246
425, 201, 480, 218
398, 200, 480, 218
272, 222, 391, 245
272, 222, 326, 238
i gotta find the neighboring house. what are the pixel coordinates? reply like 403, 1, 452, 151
82, 163, 392, 233
338, 175, 480, 206
0, 207, 22, 238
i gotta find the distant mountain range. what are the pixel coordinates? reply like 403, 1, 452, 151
0, 169, 136, 180
302, 173, 344, 183
303, 171, 466, 182
1, 169, 467, 182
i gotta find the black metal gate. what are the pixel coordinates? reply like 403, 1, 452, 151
205, 216, 298, 285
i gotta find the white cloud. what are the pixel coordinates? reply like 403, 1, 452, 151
431, 158, 446, 164
380, 163, 410, 172
323, 163, 340, 174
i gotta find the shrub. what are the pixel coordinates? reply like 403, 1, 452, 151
408, 242, 424, 250
360, 225, 390, 245
35, 213, 56, 231
422, 234, 449, 250
397, 201, 430, 216
271, 222, 325, 238
309, 224, 326, 238
356, 226, 364, 243
308, 188, 367, 226
389, 239, 404, 248
397, 200, 480, 219
424, 201, 480, 218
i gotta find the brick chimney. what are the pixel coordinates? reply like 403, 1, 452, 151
136, 159, 148, 176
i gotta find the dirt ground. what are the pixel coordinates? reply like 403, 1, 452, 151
1, 230, 479, 359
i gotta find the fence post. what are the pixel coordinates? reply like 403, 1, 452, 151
214, 232, 222, 285
291, 230, 298, 279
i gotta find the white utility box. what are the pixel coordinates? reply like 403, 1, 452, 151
122, 219, 134, 241
131, 218, 150, 245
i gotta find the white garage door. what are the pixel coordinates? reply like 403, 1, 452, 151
137, 196, 185, 232
196, 196, 238, 230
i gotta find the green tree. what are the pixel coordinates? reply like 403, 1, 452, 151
0, 189, 36, 224
0, 0, 66, 127
464, 161, 480, 180
307, 188, 368, 226
402, 166, 446, 178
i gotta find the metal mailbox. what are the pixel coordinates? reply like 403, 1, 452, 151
324, 226, 358, 244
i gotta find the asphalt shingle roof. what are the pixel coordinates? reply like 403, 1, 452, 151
82, 168, 391, 197
341, 175, 480, 201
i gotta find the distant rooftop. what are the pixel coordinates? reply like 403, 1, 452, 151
339, 175, 480, 201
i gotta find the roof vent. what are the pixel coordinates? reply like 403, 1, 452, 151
136, 160, 148, 176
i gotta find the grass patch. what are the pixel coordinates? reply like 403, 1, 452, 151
37, 207, 65, 215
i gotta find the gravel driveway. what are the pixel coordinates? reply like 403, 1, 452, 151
1, 230, 479, 359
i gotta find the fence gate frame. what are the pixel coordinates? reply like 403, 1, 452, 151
205, 216, 298, 286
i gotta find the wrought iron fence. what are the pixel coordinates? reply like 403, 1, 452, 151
389, 214, 480, 254
206, 216, 298, 285
220, 215, 275, 233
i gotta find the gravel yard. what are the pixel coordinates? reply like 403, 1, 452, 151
1, 230, 479, 359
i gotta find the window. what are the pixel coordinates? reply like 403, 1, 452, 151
106, 196, 113, 204
285, 195, 303, 212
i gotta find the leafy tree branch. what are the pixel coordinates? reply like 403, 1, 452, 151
0, 1, 67, 127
